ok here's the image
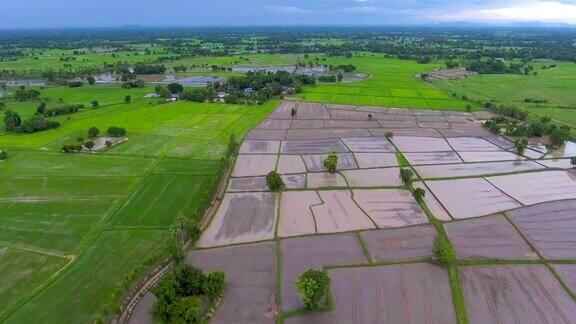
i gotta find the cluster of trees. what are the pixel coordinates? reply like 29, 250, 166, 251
524, 98, 548, 104
133, 63, 166, 75
61, 127, 104, 153
68, 80, 83, 88
36, 103, 84, 116
484, 114, 571, 148
317, 75, 340, 83
121, 79, 145, 89
14, 86, 41, 101
152, 265, 225, 323
107, 126, 126, 137
466, 58, 527, 74
3, 109, 59, 133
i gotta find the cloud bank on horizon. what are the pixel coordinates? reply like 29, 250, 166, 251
0, 0, 575, 28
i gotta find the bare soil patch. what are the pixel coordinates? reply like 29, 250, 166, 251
445, 215, 538, 259
361, 225, 436, 261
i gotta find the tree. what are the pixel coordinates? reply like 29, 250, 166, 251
413, 187, 426, 201
323, 153, 339, 173
124, 95, 131, 103
385, 132, 394, 139
91, 100, 99, 108
87, 127, 100, 139
167, 235, 184, 264
294, 269, 331, 311
3, 110, 21, 132
399, 168, 414, 185
0, 102, 5, 110
0, 150, 7, 160
433, 237, 455, 266
266, 171, 284, 191
514, 138, 527, 155
36, 102, 47, 116
202, 271, 226, 300
87, 76, 96, 85
107, 126, 126, 137
167, 82, 184, 94
84, 140, 95, 150
168, 296, 201, 323
571, 157, 576, 169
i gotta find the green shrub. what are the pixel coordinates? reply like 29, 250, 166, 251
412, 187, 426, 201
87, 126, 100, 139
107, 126, 126, 137
514, 138, 527, 155
433, 237, 455, 266
167, 296, 201, 323
385, 131, 394, 139
323, 153, 338, 173
167, 235, 184, 264
202, 271, 226, 300
266, 171, 284, 191
294, 269, 331, 311
571, 157, 576, 169
399, 168, 414, 185
0, 150, 7, 160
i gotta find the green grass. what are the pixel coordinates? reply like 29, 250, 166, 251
4, 230, 169, 323
110, 174, 215, 227
433, 60, 576, 126
0, 247, 68, 316
296, 53, 470, 110
0, 93, 279, 321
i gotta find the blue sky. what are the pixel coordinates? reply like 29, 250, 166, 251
0, 0, 575, 29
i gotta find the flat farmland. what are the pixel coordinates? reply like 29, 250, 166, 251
0, 95, 278, 321
297, 55, 470, 110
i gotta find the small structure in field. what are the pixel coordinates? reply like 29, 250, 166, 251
422, 68, 476, 81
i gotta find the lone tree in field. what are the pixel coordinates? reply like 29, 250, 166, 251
0, 150, 7, 160
385, 131, 394, 139
266, 171, 284, 191
124, 95, 131, 103
514, 138, 528, 155
323, 153, 339, 173
413, 187, 426, 201
91, 100, 99, 108
294, 269, 331, 311
433, 236, 455, 267
87, 126, 100, 139
87, 76, 96, 85
399, 168, 414, 186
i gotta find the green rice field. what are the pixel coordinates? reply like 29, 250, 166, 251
0, 89, 279, 322
433, 61, 576, 125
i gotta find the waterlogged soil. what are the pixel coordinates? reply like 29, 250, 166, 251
286, 264, 456, 324
460, 265, 576, 324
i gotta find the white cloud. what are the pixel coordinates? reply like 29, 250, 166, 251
437, 0, 576, 24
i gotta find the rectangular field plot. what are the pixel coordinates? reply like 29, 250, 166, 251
0, 199, 118, 254
342, 168, 403, 187
415, 161, 544, 179
186, 242, 276, 324
107, 133, 174, 156
404, 152, 463, 165
0, 248, 68, 316
446, 137, 503, 151
151, 159, 220, 175
0, 151, 155, 177
232, 155, 277, 177
6, 230, 168, 324
278, 191, 320, 237
0, 176, 137, 199
110, 174, 214, 227
199, 192, 278, 247
354, 153, 398, 168
354, 189, 428, 227
312, 190, 375, 233
281, 234, 367, 309
281, 138, 349, 154
487, 171, 576, 205
445, 215, 537, 260
457, 151, 523, 163
361, 225, 436, 261
508, 200, 576, 259
426, 178, 521, 219
286, 264, 456, 324
460, 265, 576, 324
391, 136, 452, 152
